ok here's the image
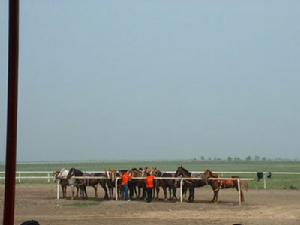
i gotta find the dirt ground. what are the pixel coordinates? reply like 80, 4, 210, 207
0, 184, 300, 225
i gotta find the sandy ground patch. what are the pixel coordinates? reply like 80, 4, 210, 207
1, 184, 300, 225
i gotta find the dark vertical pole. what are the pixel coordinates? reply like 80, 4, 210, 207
3, 0, 20, 225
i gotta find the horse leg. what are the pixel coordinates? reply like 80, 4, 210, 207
80, 185, 86, 199
110, 186, 114, 199
142, 187, 147, 200
188, 187, 193, 202
63, 185, 66, 198
172, 186, 177, 200
134, 186, 137, 198
155, 187, 160, 199
191, 187, 195, 202
182, 185, 187, 199
168, 187, 172, 200
137, 187, 141, 199
118, 184, 122, 199
64, 185, 67, 198
94, 185, 98, 198
152, 185, 156, 199
129, 183, 135, 200
71, 185, 75, 200
84, 185, 88, 199
103, 185, 109, 200
188, 188, 192, 202
240, 190, 245, 202
211, 190, 216, 202
109, 182, 113, 199
61, 185, 65, 198
79, 185, 83, 198
163, 187, 167, 200
76, 186, 79, 198
215, 190, 219, 202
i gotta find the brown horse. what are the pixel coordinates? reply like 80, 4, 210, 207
202, 170, 248, 203
128, 168, 146, 199
83, 172, 103, 199
155, 170, 177, 200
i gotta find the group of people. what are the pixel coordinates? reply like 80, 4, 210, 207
121, 170, 155, 203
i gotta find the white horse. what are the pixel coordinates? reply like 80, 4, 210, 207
53, 168, 69, 198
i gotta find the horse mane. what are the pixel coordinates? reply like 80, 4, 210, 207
180, 166, 189, 174
176, 166, 191, 177
68, 168, 83, 176
203, 169, 218, 178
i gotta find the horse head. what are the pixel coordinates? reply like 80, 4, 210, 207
152, 167, 161, 176
106, 168, 117, 181
67, 168, 75, 179
202, 169, 218, 185
175, 166, 191, 177
67, 168, 83, 179
110, 169, 117, 180
53, 170, 60, 178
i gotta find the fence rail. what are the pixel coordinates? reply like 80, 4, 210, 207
1, 170, 300, 190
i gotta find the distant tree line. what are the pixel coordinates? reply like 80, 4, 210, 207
194, 155, 298, 161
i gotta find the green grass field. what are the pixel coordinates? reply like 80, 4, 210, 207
1, 160, 300, 189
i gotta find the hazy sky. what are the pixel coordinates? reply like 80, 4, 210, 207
1, 1, 300, 162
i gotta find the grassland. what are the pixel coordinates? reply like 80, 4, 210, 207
1, 160, 300, 189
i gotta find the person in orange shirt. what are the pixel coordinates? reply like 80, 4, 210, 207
145, 172, 155, 203
121, 170, 132, 201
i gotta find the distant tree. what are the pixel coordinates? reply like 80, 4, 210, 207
200, 156, 205, 161
262, 157, 267, 161
254, 155, 260, 161
245, 156, 252, 161
234, 157, 241, 161
227, 156, 233, 161
208, 157, 212, 161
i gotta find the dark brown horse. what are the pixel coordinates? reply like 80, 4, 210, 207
175, 166, 206, 202
202, 170, 248, 202
67, 168, 88, 199
91, 172, 110, 200
155, 170, 177, 200
84, 172, 106, 199
67, 168, 110, 200
128, 168, 146, 200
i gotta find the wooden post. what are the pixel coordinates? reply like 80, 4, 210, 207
263, 172, 267, 189
238, 178, 241, 206
115, 178, 119, 200
56, 179, 60, 200
3, 1, 20, 225
180, 179, 183, 203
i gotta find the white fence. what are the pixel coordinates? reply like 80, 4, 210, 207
1, 170, 300, 189
64, 176, 253, 205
